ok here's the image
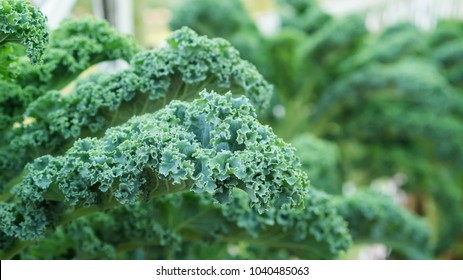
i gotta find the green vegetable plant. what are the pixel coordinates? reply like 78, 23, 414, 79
0, 0, 355, 260
1, 0, 446, 260
171, 0, 463, 259
9, 0, 463, 260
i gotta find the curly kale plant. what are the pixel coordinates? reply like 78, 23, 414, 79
16, 17, 142, 93
0, 0, 439, 260
0, 17, 141, 137
20, 188, 350, 260
0, 91, 313, 257
0, 0, 48, 63
0, 27, 272, 198
171, 0, 462, 259
0, 3, 355, 260
0, 0, 48, 80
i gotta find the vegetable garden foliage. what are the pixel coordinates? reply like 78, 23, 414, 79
171, 0, 463, 259
0, 26, 272, 193
428, 20, 463, 91
21, 188, 350, 260
335, 190, 432, 259
0, 17, 140, 134
0, 0, 459, 260
291, 134, 341, 195
0, 0, 354, 260
0, 0, 48, 74
16, 17, 142, 93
